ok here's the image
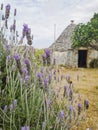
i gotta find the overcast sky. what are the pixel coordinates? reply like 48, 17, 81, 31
0, 0, 98, 48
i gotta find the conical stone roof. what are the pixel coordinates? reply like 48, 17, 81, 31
49, 23, 76, 52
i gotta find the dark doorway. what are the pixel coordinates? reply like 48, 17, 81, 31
78, 50, 87, 68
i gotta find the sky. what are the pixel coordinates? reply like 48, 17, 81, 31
0, 0, 98, 49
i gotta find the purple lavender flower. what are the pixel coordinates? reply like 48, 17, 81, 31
44, 49, 50, 57
5, 44, 10, 50
44, 78, 48, 87
24, 58, 30, 74
14, 54, 23, 75
24, 75, 30, 83
21, 126, 30, 130
6, 4, 11, 10
22, 24, 28, 37
14, 54, 20, 61
37, 72, 42, 79
59, 110, 64, 119
69, 89, 73, 97
78, 103, 82, 115
49, 74, 52, 83
46, 99, 51, 108
64, 86, 67, 91
4, 105, 8, 111
7, 55, 11, 62
42, 54, 46, 66
13, 99, 17, 108
69, 105, 73, 115
24, 58, 30, 65
22, 68, 28, 75
78, 103, 82, 109
42, 54, 46, 58
84, 100, 89, 109
5, 4, 10, 18
70, 105, 73, 111
23, 24, 28, 32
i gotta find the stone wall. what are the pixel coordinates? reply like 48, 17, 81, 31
51, 48, 98, 68
52, 50, 78, 67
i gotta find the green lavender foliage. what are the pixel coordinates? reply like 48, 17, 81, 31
0, 36, 7, 91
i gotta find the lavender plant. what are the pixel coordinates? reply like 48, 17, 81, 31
0, 3, 89, 130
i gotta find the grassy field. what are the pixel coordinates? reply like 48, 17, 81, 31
55, 67, 98, 130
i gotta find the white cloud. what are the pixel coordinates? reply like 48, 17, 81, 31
0, 0, 98, 48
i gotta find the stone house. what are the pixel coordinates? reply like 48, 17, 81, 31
49, 21, 98, 68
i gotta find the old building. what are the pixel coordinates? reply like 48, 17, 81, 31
49, 21, 98, 68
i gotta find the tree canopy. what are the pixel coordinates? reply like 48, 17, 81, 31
72, 13, 98, 50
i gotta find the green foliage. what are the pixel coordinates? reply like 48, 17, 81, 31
34, 49, 44, 66
0, 38, 7, 90
89, 58, 98, 68
72, 13, 98, 48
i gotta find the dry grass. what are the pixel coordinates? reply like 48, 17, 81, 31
55, 67, 98, 130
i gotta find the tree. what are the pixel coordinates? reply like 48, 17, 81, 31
72, 13, 98, 50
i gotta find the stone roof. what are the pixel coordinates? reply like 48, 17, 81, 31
49, 23, 76, 52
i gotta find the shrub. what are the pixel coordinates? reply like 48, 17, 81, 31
89, 58, 98, 68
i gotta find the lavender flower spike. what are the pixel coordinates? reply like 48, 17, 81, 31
14, 54, 20, 61
59, 110, 64, 119
13, 99, 17, 108
44, 48, 50, 57
21, 126, 30, 130
6, 4, 11, 10
4, 105, 8, 111
46, 99, 51, 108
22, 68, 28, 75
84, 100, 89, 110
23, 24, 28, 32
24, 58, 30, 65
44, 78, 48, 87
37, 72, 42, 79
42, 53, 46, 58
78, 103, 82, 115
22, 24, 28, 38
7, 55, 11, 62
24, 58, 30, 75
24, 75, 30, 83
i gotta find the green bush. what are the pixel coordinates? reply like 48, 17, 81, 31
89, 58, 98, 68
